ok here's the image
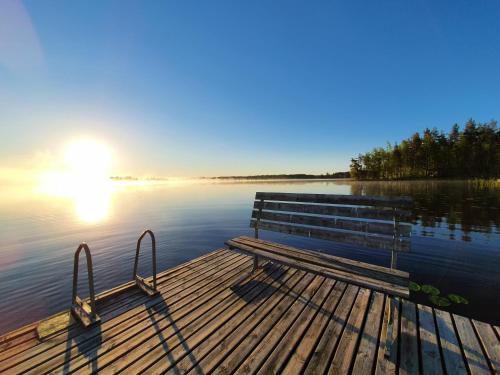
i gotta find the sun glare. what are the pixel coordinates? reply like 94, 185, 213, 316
37, 139, 114, 223
65, 140, 112, 180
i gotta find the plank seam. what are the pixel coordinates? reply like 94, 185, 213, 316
450, 313, 470, 374
275, 280, 339, 374
3, 254, 250, 373
232, 275, 325, 374
325, 286, 361, 373
470, 319, 496, 373
125, 266, 301, 374
185, 266, 300, 373
173, 265, 295, 374
251, 276, 328, 375
0, 249, 230, 361
370, 293, 387, 375
432, 307, 448, 375
44, 257, 255, 374
346, 289, 373, 375
415, 302, 423, 375
195, 267, 306, 374
396, 298, 402, 372
299, 282, 349, 375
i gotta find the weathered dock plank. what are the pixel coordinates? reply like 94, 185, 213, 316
39, 255, 251, 374
280, 281, 347, 374
434, 308, 468, 375
234, 275, 324, 374
351, 291, 385, 374
473, 319, 500, 373
400, 299, 420, 375
328, 287, 371, 374
418, 304, 444, 375
454, 314, 492, 375
375, 296, 400, 375
302, 284, 360, 374
186, 268, 303, 375
0, 248, 226, 364
0, 249, 499, 374
256, 277, 336, 374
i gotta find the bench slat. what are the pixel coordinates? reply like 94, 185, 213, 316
252, 210, 411, 237
231, 236, 409, 286
255, 192, 413, 208
233, 236, 409, 278
254, 200, 412, 221
225, 239, 409, 298
250, 220, 410, 252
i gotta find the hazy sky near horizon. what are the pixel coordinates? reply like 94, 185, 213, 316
1, 0, 499, 178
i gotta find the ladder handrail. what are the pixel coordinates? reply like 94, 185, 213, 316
71, 243, 100, 327
72, 243, 97, 315
133, 229, 157, 292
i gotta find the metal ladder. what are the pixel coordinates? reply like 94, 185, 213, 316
71, 243, 101, 327
133, 229, 159, 296
70, 229, 158, 329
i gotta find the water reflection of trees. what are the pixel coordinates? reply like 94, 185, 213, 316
350, 180, 500, 241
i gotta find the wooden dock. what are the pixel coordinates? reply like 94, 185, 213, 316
0, 249, 499, 374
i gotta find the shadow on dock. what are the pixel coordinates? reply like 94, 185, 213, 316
145, 297, 205, 375
62, 323, 102, 374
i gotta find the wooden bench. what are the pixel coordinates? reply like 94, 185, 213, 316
225, 192, 412, 298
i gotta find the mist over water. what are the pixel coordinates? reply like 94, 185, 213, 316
0, 179, 498, 334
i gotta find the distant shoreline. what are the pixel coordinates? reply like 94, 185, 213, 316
206, 173, 351, 180
109, 173, 352, 181
109, 175, 498, 183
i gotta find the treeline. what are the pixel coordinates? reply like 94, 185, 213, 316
212, 172, 350, 180
350, 119, 500, 180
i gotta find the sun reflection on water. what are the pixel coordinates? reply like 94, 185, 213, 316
36, 139, 114, 224
74, 182, 113, 223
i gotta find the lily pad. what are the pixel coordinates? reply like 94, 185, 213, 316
448, 294, 469, 305
429, 295, 451, 307
421, 285, 440, 296
409, 281, 421, 292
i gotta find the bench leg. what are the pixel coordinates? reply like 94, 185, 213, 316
252, 255, 259, 273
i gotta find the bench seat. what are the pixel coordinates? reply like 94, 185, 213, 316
226, 236, 410, 298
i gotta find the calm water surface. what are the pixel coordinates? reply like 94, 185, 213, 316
0, 179, 499, 334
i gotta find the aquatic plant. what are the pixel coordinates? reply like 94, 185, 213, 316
421, 284, 440, 296
409, 281, 421, 292
411, 281, 470, 308
448, 293, 469, 304
429, 295, 451, 307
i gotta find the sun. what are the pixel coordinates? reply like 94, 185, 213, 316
65, 139, 112, 180
37, 139, 115, 223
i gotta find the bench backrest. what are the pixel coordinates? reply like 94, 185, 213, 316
251, 192, 413, 266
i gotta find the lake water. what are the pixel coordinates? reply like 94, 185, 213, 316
0, 179, 499, 335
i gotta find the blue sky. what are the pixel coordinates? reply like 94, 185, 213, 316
1, 0, 499, 177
